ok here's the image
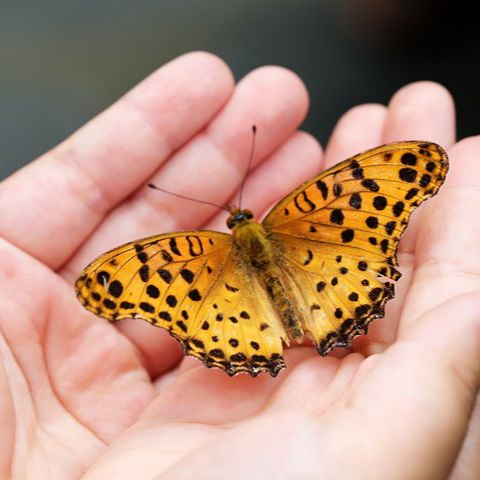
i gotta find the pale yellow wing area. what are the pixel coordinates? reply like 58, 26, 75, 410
75, 231, 287, 377
263, 141, 449, 353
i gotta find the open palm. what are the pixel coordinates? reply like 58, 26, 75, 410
0, 52, 479, 480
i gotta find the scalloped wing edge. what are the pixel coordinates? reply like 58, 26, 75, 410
75, 296, 286, 377
315, 282, 395, 355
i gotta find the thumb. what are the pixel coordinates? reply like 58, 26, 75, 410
349, 290, 480, 479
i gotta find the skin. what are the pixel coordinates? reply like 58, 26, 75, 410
0, 51, 479, 479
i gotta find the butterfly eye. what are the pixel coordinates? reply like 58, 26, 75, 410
226, 216, 236, 229
244, 210, 254, 220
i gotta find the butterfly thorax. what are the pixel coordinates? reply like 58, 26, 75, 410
228, 207, 304, 342
229, 210, 273, 270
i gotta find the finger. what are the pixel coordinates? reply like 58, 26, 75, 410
353, 82, 456, 354
161, 287, 480, 479
141, 65, 311, 231
383, 81, 456, 147
0, 237, 155, 441
450, 392, 480, 479
118, 319, 185, 379
324, 103, 387, 167
381, 81, 455, 255
0, 51, 235, 270
156, 410, 327, 479
401, 136, 480, 329
321, 103, 395, 353
345, 291, 480, 479
399, 140, 480, 480
292, 102, 389, 354
62, 66, 310, 280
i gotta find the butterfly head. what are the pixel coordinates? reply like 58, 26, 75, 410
226, 207, 254, 230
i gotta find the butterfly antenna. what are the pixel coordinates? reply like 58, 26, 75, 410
148, 183, 230, 213
238, 125, 257, 209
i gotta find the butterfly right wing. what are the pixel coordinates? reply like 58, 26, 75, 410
75, 231, 287, 377
263, 141, 448, 354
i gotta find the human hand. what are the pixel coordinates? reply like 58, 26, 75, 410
0, 52, 478, 479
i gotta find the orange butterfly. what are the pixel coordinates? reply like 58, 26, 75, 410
75, 141, 448, 377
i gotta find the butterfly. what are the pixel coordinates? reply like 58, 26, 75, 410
75, 141, 448, 377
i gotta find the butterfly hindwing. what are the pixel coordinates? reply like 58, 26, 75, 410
273, 233, 395, 354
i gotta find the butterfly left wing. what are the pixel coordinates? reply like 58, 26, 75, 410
75, 231, 288, 377
263, 141, 448, 354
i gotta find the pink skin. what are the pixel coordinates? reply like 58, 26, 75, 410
0, 52, 479, 479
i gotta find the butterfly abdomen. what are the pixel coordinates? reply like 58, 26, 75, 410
232, 216, 303, 342
264, 275, 303, 341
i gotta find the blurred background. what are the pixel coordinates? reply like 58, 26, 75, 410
1, 0, 479, 179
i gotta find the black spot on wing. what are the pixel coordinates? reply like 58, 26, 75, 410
188, 289, 202, 301
316, 180, 328, 200
392, 201, 405, 217
399, 168, 417, 183
186, 235, 204, 256
136, 251, 148, 263
401, 152, 417, 166
166, 295, 178, 307
159, 311, 172, 321
385, 221, 396, 235
157, 268, 173, 284
341, 229, 354, 243
373, 196, 387, 210
146, 284, 160, 298
349, 193, 362, 209
169, 238, 181, 256
366, 216, 379, 229
120, 301, 135, 309
140, 302, 155, 313
180, 269, 195, 284
108, 280, 123, 298
97, 271, 110, 286
103, 299, 116, 310
304, 250, 313, 266
361, 179, 380, 192
139, 265, 150, 282
161, 249, 173, 263
419, 174, 431, 188
225, 284, 239, 292
330, 209, 344, 225
294, 191, 316, 213
405, 188, 419, 200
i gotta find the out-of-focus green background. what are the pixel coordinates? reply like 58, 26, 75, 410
1, 0, 479, 179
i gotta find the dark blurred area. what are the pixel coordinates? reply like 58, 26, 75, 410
1, 0, 479, 179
